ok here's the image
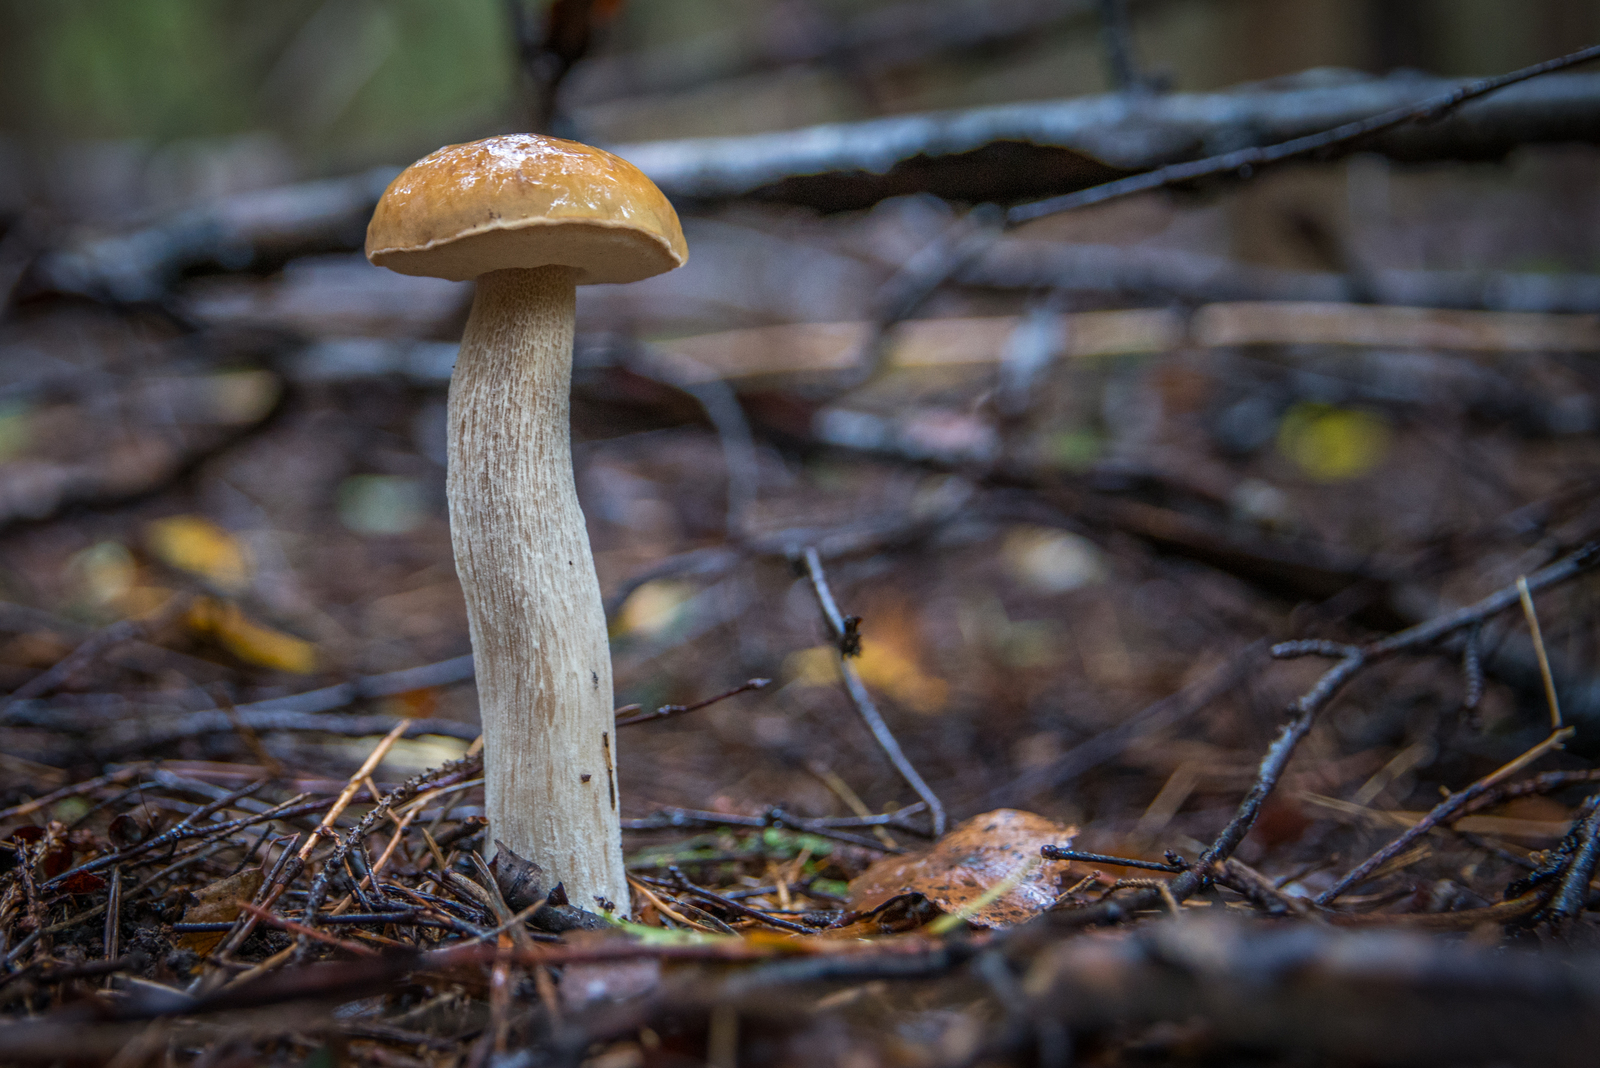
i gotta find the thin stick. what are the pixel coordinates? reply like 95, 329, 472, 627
1367, 542, 1598, 656
41, 785, 313, 891
235, 901, 378, 956
614, 678, 771, 727
1518, 575, 1563, 729
102, 868, 121, 965
1041, 848, 1185, 873
862, 46, 1600, 341
811, 762, 898, 849
801, 547, 946, 835
1316, 726, 1575, 905
0, 593, 189, 714
299, 719, 410, 861
220, 944, 296, 991
1008, 43, 1600, 226
665, 866, 812, 934
627, 875, 723, 933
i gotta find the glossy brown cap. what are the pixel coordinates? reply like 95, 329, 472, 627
366, 134, 688, 284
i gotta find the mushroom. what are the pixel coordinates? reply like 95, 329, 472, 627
365, 134, 687, 915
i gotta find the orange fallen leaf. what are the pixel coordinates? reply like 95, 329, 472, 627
847, 809, 1076, 929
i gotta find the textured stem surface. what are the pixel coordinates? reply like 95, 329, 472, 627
448, 265, 626, 914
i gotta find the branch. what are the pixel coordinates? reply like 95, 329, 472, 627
616, 70, 1600, 209
1007, 44, 1600, 225
802, 548, 946, 835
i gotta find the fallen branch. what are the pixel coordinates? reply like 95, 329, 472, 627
616, 69, 1600, 208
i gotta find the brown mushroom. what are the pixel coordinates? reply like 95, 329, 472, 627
366, 133, 687, 914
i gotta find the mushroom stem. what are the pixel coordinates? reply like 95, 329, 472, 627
448, 264, 627, 916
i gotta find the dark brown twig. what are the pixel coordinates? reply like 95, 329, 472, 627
614, 678, 771, 727
38, 782, 286, 891
0, 767, 145, 822
665, 867, 813, 934
1041, 847, 1186, 873
299, 753, 484, 927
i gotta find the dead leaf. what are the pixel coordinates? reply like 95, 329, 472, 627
847, 809, 1076, 929
55, 871, 107, 894
146, 515, 252, 592
176, 868, 263, 955
187, 597, 318, 674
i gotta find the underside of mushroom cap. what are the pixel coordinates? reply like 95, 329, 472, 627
366, 134, 688, 284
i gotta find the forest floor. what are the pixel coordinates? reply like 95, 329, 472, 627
6, 138, 1600, 1065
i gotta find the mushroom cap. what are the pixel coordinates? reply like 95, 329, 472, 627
366, 134, 688, 284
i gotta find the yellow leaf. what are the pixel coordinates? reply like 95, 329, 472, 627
784, 639, 949, 714
189, 597, 317, 674
146, 515, 252, 592
1276, 403, 1390, 482
614, 579, 694, 638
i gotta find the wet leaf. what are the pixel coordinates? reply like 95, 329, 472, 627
847, 809, 1076, 929
176, 868, 264, 955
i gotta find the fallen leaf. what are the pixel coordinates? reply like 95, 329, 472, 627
613, 579, 694, 638
187, 597, 318, 674
176, 868, 264, 955
146, 515, 252, 592
55, 871, 107, 894
847, 809, 1076, 929
1276, 403, 1390, 482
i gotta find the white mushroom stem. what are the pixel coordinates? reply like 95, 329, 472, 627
448, 264, 628, 915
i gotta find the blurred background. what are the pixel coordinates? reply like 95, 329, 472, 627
3, 0, 1600, 895
5, 1, 1600, 193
